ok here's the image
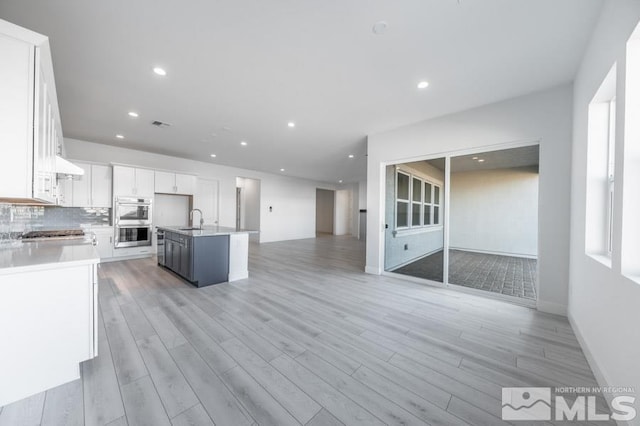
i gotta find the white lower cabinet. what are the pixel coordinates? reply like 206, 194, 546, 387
0, 261, 98, 407
92, 227, 114, 260
113, 245, 154, 258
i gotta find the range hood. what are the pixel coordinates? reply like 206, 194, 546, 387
55, 156, 84, 176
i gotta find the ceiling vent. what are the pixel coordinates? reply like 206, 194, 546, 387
151, 120, 171, 128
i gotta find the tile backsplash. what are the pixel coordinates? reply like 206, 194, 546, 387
0, 204, 111, 243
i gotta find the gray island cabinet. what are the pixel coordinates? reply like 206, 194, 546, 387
158, 226, 256, 287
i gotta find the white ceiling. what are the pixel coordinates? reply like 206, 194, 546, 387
0, 0, 601, 183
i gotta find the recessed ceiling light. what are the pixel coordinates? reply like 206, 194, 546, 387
348, 154, 355, 158
116, 134, 124, 139
153, 67, 167, 76
210, 154, 217, 158
240, 141, 248, 146
339, 180, 343, 183
472, 156, 478, 160
280, 168, 285, 172
287, 122, 295, 128
417, 81, 429, 89
478, 159, 485, 163
372, 21, 388, 35
128, 111, 139, 118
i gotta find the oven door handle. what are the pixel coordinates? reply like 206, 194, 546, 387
117, 203, 151, 207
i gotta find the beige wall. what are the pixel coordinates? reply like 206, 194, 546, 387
450, 166, 538, 257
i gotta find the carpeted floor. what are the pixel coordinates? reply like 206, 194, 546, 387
393, 249, 537, 300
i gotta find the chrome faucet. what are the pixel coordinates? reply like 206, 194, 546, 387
190, 209, 204, 230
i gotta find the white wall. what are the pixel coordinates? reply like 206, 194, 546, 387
450, 166, 538, 257
315, 189, 334, 233
333, 189, 351, 236
569, 0, 640, 410
367, 85, 573, 315
65, 138, 339, 243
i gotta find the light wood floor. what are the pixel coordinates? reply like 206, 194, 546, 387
0, 235, 611, 425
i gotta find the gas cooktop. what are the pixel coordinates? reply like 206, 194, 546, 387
21, 229, 85, 242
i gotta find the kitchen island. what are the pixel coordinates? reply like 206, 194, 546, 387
157, 225, 257, 287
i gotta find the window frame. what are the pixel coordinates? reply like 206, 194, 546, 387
606, 98, 616, 256
395, 171, 411, 229
395, 168, 441, 230
411, 177, 423, 227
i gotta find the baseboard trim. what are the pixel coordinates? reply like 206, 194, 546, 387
365, 265, 381, 275
536, 299, 567, 316
228, 272, 249, 282
449, 246, 537, 259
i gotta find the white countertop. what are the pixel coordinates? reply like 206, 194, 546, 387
158, 225, 259, 237
0, 240, 100, 275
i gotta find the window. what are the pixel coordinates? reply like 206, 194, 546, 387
395, 169, 441, 229
433, 185, 441, 225
585, 64, 616, 263
412, 177, 422, 226
423, 182, 432, 225
396, 171, 410, 228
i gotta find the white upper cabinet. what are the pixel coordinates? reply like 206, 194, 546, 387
62, 162, 112, 207
154, 171, 196, 195
112, 166, 135, 196
175, 173, 197, 195
136, 168, 155, 197
113, 166, 154, 198
154, 171, 175, 194
0, 20, 61, 203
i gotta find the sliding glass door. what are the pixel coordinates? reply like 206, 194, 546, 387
384, 158, 445, 284
383, 144, 539, 304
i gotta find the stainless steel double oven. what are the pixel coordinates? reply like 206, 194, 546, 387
114, 197, 153, 248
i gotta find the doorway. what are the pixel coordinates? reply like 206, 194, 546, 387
448, 146, 539, 301
316, 189, 335, 236
383, 144, 539, 305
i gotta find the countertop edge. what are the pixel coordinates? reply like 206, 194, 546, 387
158, 226, 259, 237
0, 256, 100, 276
